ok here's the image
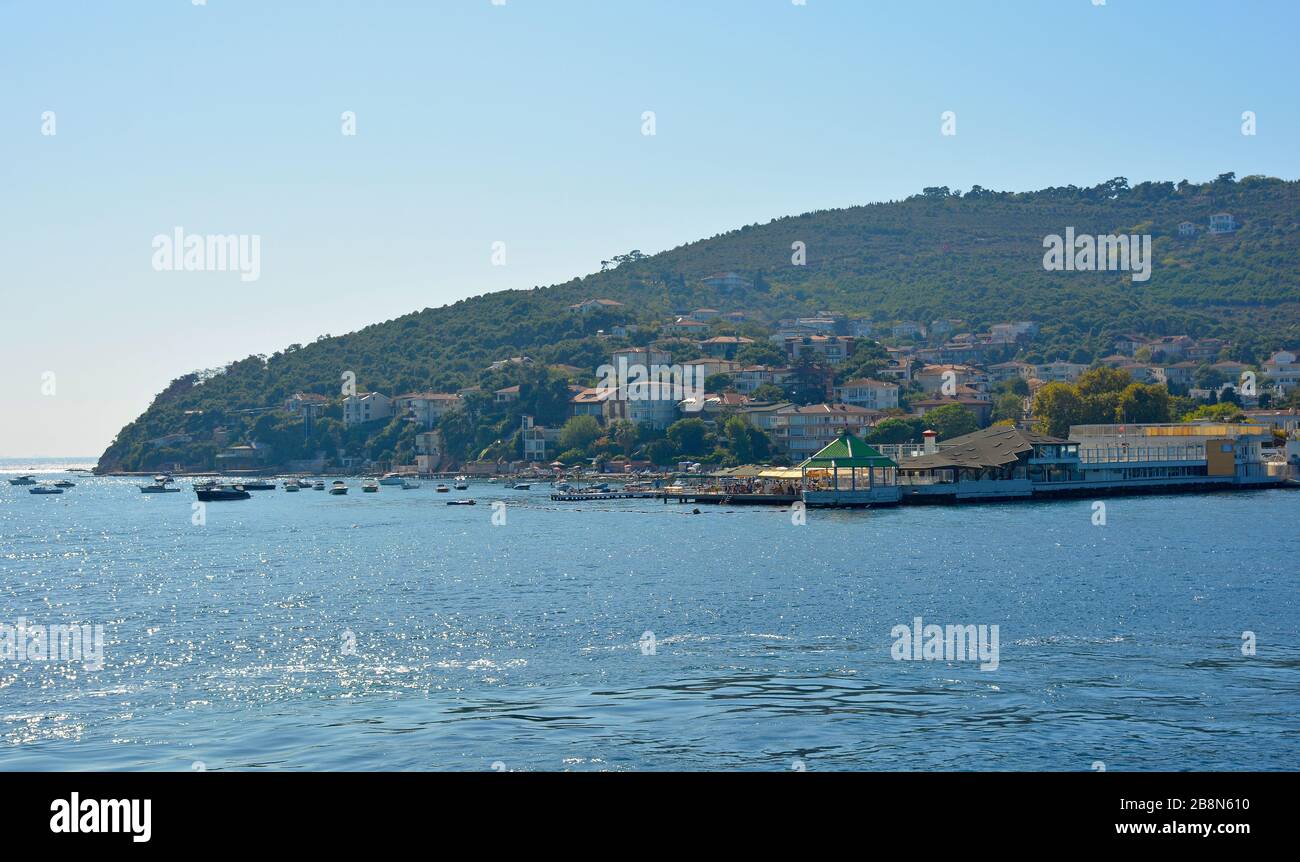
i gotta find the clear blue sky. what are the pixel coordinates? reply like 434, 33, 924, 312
2, 0, 1297, 457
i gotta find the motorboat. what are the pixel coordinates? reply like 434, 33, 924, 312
51, 480, 76, 488
447, 499, 476, 506
329, 481, 349, 495
284, 481, 301, 492
435, 484, 450, 493
312, 481, 326, 491
141, 475, 180, 493
401, 479, 422, 489
379, 473, 406, 486
487, 477, 498, 484
454, 481, 468, 490
29, 485, 64, 495
8, 475, 37, 486
196, 485, 250, 501
239, 481, 276, 491
511, 483, 532, 490
362, 480, 379, 493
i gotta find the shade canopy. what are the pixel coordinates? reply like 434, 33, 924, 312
799, 432, 897, 469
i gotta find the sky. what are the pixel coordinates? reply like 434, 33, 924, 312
2, 0, 1298, 457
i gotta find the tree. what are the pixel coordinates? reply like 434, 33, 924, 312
993, 392, 1024, 424
735, 342, 787, 367
666, 418, 710, 456
1181, 402, 1246, 422
923, 404, 979, 440
610, 419, 639, 456
1115, 383, 1171, 424
868, 417, 921, 444
558, 415, 602, 452
752, 383, 787, 402
1032, 382, 1084, 438
644, 439, 676, 466
723, 415, 771, 464
704, 373, 734, 393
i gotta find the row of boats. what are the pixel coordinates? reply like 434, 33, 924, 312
8, 475, 76, 494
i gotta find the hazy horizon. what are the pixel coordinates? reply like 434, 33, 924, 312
4, 0, 1299, 458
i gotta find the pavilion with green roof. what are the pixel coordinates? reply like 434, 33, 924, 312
798, 431, 899, 494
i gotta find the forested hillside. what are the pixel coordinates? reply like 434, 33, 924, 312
97, 173, 1300, 472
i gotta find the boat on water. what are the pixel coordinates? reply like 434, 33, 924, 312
487, 477, 498, 484
435, 484, 450, 493
329, 481, 349, 495
511, 483, 532, 490
378, 473, 406, 486
362, 480, 379, 493
29, 485, 64, 495
284, 480, 301, 492
312, 481, 326, 490
8, 475, 38, 486
51, 480, 76, 488
196, 485, 251, 501
141, 475, 180, 493
401, 479, 422, 489
238, 481, 277, 491
447, 499, 476, 506
454, 481, 469, 490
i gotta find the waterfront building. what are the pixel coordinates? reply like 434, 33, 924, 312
896, 426, 1070, 502
800, 431, 901, 507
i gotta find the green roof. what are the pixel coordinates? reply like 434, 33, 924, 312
799, 432, 897, 469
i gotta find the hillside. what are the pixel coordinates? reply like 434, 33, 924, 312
97, 172, 1300, 472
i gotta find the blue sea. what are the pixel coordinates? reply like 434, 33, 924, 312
2, 459, 1297, 771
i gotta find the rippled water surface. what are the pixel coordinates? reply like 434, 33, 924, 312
2, 467, 1297, 771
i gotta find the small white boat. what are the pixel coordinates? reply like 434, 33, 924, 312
511, 483, 532, 490
435, 484, 450, 493
284, 481, 301, 492
329, 481, 348, 496
141, 474, 180, 493
378, 473, 405, 486
9, 475, 37, 486
51, 480, 76, 488
362, 480, 379, 493
487, 477, 498, 484
312, 481, 326, 490
30, 485, 64, 495
454, 481, 468, 490
401, 479, 422, 489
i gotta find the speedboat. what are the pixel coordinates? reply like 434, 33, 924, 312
329, 481, 348, 495
196, 485, 250, 501
51, 480, 76, 488
511, 483, 532, 490
312, 481, 326, 490
362, 480, 379, 493
447, 499, 476, 506
8, 475, 37, 486
379, 473, 406, 486
239, 481, 276, 491
487, 477, 498, 484
454, 481, 468, 490
29, 485, 64, 495
141, 476, 180, 493
401, 479, 422, 489
435, 484, 450, 493
284, 480, 301, 492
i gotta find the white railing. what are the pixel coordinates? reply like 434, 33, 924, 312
1079, 445, 1205, 464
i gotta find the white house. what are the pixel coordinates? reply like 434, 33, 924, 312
1208, 213, 1237, 234
393, 392, 464, 429
284, 392, 328, 418
343, 392, 391, 427
832, 378, 901, 410
1178, 221, 1197, 237
769, 403, 881, 459
1263, 350, 1299, 392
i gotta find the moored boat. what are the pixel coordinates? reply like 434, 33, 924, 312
447, 499, 476, 506
401, 479, 421, 489
29, 484, 64, 495
378, 473, 405, 486
362, 480, 379, 493
284, 480, 301, 492
511, 483, 532, 490
141, 475, 180, 493
312, 481, 326, 490
8, 475, 38, 486
329, 481, 348, 495
196, 485, 251, 501
435, 484, 450, 493
51, 480, 76, 488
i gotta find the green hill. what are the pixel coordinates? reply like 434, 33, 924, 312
97, 172, 1300, 472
